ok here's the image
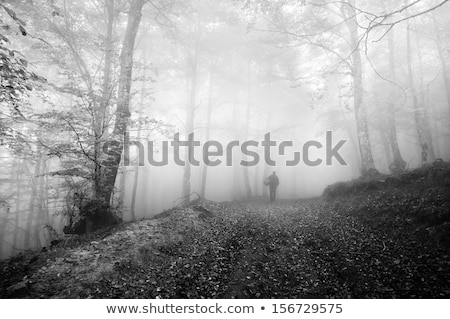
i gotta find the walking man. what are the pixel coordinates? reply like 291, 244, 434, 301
265, 172, 280, 201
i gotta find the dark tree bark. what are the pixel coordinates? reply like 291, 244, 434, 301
100, 0, 146, 207
94, 0, 115, 197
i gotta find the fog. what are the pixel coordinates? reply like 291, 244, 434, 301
1, 0, 450, 259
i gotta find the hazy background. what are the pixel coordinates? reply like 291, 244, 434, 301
1, 0, 449, 259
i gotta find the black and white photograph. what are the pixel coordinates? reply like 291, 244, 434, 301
1, 0, 450, 313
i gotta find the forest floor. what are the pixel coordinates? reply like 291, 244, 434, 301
1, 161, 450, 298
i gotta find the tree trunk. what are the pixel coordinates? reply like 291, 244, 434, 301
406, 19, 434, 164
0, 205, 11, 258
262, 112, 271, 199
24, 144, 43, 250
344, 0, 376, 175
386, 29, 406, 173
118, 166, 126, 213
415, 29, 436, 162
94, 0, 115, 198
182, 41, 198, 205
337, 82, 361, 176
0, 209, 7, 259
0, 158, 20, 258
200, 58, 216, 199
253, 110, 261, 197
380, 129, 393, 171
100, 0, 115, 133
33, 152, 48, 248
100, 0, 145, 207
242, 59, 252, 198
12, 159, 24, 251
130, 62, 147, 220
431, 13, 450, 121
232, 83, 242, 200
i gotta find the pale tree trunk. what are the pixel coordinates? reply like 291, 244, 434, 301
12, 159, 24, 251
254, 167, 260, 197
101, 0, 145, 207
431, 13, 450, 120
386, 29, 406, 173
262, 112, 271, 199
0, 208, 10, 258
33, 152, 48, 248
337, 83, 361, 175
182, 40, 199, 206
344, 0, 376, 175
200, 58, 216, 199
242, 59, 252, 198
380, 130, 393, 171
130, 62, 147, 220
253, 110, 261, 197
416, 30, 436, 161
0, 208, 7, 259
262, 164, 270, 199
24, 144, 43, 250
129, 137, 140, 220
0, 159, 19, 258
406, 19, 435, 164
232, 76, 242, 200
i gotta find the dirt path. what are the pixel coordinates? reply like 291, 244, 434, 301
1, 199, 449, 298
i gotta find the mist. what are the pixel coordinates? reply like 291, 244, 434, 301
1, 0, 450, 262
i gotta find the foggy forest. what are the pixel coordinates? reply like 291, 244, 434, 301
1, 0, 450, 298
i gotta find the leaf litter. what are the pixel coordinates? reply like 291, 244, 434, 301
1, 198, 449, 298
1, 162, 450, 298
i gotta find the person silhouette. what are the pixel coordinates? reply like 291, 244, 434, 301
265, 172, 279, 201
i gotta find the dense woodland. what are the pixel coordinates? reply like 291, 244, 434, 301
1, 0, 450, 263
